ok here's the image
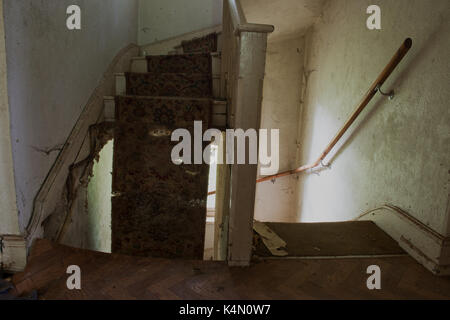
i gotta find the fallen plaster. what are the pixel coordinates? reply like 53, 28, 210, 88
253, 220, 288, 256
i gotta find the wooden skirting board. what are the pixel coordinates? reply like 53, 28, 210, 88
357, 204, 450, 276
0, 235, 27, 273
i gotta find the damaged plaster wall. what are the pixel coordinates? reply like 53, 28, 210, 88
254, 36, 304, 222
138, 0, 223, 45
3, 0, 138, 233
296, 0, 450, 235
45, 122, 114, 251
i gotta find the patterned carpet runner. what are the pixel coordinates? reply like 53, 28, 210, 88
181, 33, 218, 54
146, 53, 212, 74
125, 72, 212, 98
112, 97, 211, 258
112, 33, 217, 259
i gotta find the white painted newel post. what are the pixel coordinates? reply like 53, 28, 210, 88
222, 0, 274, 266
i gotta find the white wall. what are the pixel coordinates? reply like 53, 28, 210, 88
138, 0, 222, 45
254, 36, 305, 222
0, 0, 19, 236
3, 0, 138, 232
87, 140, 113, 253
296, 0, 450, 235
240, 0, 325, 42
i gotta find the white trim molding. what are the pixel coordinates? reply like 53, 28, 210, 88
357, 204, 450, 276
0, 235, 27, 273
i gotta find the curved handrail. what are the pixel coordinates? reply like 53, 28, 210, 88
227, 0, 274, 35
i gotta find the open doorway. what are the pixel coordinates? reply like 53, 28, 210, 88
203, 131, 229, 261
85, 139, 114, 253
203, 143, 219, 260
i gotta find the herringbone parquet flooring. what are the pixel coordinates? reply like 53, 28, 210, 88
12, 240, 450, 300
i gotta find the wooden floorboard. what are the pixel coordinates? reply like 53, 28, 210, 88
12, 239, 450, 300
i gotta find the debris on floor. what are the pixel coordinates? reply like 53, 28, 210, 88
253, 220, 288, 257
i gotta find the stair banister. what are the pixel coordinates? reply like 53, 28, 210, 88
227, 0, 247, 27
220, 0, 274, 266
227, 0, 274, 35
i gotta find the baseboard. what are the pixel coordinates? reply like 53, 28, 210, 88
0, 235, 27, 273
358, 204, 450, 276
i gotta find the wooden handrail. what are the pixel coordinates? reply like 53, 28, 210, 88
257, 38, 412, 183
227, 0, 247, 26
227, 0, 274, 35
209, 38, 412, 194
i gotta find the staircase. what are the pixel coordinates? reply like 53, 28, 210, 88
103, 33, 225, 259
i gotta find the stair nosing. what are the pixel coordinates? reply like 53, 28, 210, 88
123, 71, 214, 75
115, 94, 224, 102
132, 52, 221, 60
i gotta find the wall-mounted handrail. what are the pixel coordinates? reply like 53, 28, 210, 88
257, 38, 412, 183
227, 0, 274, 35
209, 38, 412, 195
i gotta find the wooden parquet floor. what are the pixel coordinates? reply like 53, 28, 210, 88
12, 239, 450, 300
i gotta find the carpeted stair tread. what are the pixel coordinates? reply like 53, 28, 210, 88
112, 95, 211, 259
182, 33, 218, 53
253, 221, 405, 257
113, 95, 212, 131
117, 94, 214, 102
146, 53, 212, 74
125, 72, 212, 98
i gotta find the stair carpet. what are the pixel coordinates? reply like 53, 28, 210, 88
107, 53, 225, 126
111, 33, 219, 259
125, 72, 212, 98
